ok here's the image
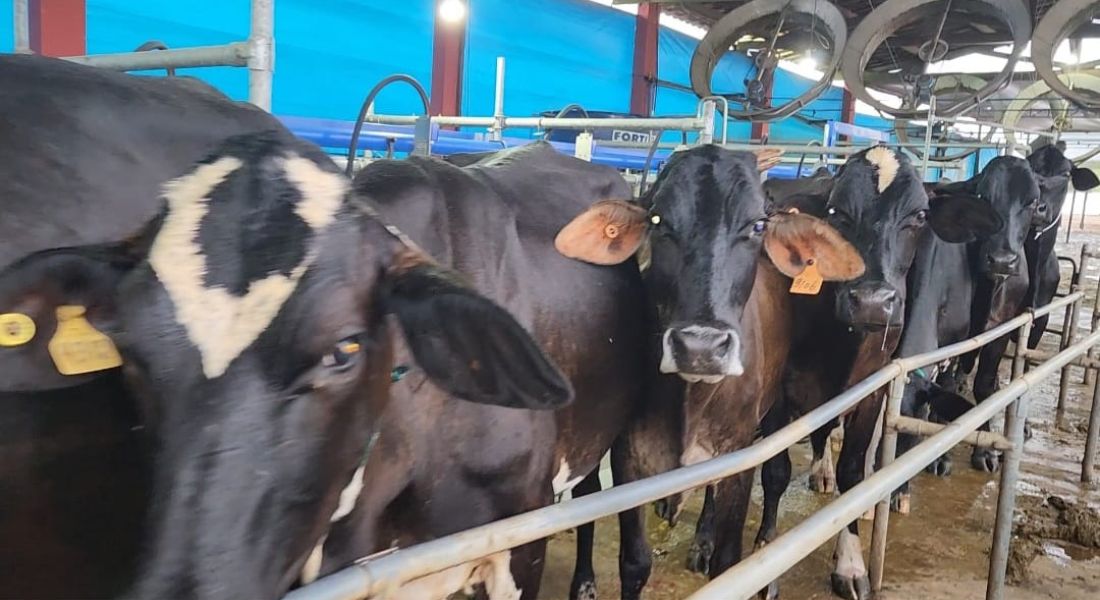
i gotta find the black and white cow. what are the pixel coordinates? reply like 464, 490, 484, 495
0, 128, 573, 600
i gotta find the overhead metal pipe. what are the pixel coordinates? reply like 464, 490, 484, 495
62, 43, 249, 70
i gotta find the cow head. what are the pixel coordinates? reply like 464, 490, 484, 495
1027, 144, 1100, 233
0, 133, 570, 599
555, 145, 864, 382
826, 147, 1002, 330
935, 156, 1040, 279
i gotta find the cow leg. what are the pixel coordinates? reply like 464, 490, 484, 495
612, 438, 652, 600
970, 335, 1010, 473
654, 493, 684, 528
707, 470, 754, 578
830, 394, 883, 600
569, 470, 603, 600
809, 421, 837, 494
685, 485, 718, 574
754, 448, 791, 600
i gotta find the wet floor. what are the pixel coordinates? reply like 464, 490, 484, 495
537, 231, 1100, 599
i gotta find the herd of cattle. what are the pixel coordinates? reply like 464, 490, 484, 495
2, 54, 1099, 600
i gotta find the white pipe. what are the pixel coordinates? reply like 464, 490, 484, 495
248, 0, 275, 111
62, 43, 249, 70
13, 0, 30, 54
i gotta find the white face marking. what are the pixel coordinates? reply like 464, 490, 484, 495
297, 464, 367, 585
149, 155, 348, 378
552, 459, 584, 496
865, 146, 899, 193
389, 551, 521, 600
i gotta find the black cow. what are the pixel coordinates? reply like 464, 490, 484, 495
557, 145, 868, 599
755, 147, 1003, 600
1, 128, 573, 600
1024, 143, 1100, 349
291, 142, 649, 599
0, 54, 302, 598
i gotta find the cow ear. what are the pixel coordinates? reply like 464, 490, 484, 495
927, 192, 1003, 243
382, 250, 573, 410
0, 244, 138, 392
1072, 167, 1100, 191
555, 200, 648, 265
763, 213, 865, 281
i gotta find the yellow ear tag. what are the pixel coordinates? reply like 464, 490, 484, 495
0, 313, 36, 347
790, 260, 823, 295
47, 305, 123, 375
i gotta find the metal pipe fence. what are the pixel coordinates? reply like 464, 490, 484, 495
286, 286, 1098, 600
13, 0, 275, 111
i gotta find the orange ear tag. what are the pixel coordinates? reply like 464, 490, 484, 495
789, 260, 823, 295
47, 305, 123, 375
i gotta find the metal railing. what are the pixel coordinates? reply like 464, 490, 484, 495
11, 0, 274, 111
286, 282, 1100, 600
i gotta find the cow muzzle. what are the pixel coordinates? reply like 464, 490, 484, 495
660, 325, 743, 383
838, 282, 899, 330
985, 250, 1019, 277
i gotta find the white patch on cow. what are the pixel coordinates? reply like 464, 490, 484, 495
552, 459, 584, 496
833, 529, 867, 579
681, 441, 715, 466
809, 443, 836, 494
865, 146, 899, 193
282, 155, 346, 230
149, 154, 348, 378
863, 399, 887, 481
659, 329, 678, 374
299, 537, 326, 585
297, 464, 368, 585
389, 551, 521, 600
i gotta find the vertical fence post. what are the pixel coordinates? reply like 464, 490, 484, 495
869, 372, 907, 593
986, 319, 1032, 600
1057, 248, 1088, 425
247, 0, 275, 111
1083, 367, 1100, 483
13, 0, 31, 53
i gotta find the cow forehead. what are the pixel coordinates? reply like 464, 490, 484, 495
148, 153, 349, 379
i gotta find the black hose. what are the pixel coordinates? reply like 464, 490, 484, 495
638, 129, 666, 197
346, 74, 431, 176
543, 104, 590, 141
134, 40, 175, 77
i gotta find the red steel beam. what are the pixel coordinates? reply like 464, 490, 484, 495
630, 3, 660, 116
430, 0, 466, 116
840, 87, 857, 141
28, 0, 85, 57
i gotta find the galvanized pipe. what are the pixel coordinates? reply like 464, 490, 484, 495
1084, 372, 1100, 483
490, 57, 506, 142
1056, 252, 1083, 425
1004, 318, 1033, 433
247, 0, 275, 111
869, 374, 906, 592
1024, 350, 1100, 370
888, 416, 1014, 451
987, 355, 1032, 600
63, 43, 250, 70
689, 327, 1100, 600
923, 96, 936, 178
357, 113, 707, 132
283, 365, 902, 600
13, 0, 30, 53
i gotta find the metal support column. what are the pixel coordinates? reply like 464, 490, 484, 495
986, 319, 1031, 600
429, 0, 466, 117
1057, 248, 1087, 425
13, 0, 30, 53
922, 96, 937, 178
869, 374, 907, 592
247, 0, 275, 111
630, 2, 660, 117
28, 0, 85, 57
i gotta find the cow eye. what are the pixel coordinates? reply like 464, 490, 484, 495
751, 218, 767, 235
322, 336, 363, 371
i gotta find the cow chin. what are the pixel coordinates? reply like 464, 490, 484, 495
659, 326, 744, 383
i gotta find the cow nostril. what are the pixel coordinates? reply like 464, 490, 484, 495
716, 332, 733, 355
